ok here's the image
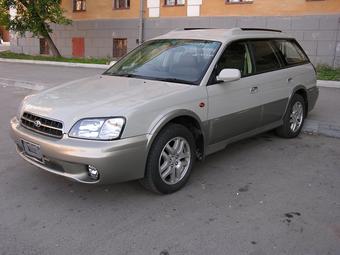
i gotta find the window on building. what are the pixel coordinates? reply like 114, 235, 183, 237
225, 0, 253, 4
249, 40, 281, 73
73, 0, 86, 11
39, 38, 49, 55
113, 38, 127, 58
273, 40, 308, 66
114, 0, 130, 9
165, 0, 185, 6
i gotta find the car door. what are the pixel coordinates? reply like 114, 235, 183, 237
206, 41, 262, 145
270, 38, 313, 110
247, 39, 290, 126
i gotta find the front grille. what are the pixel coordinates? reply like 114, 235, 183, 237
21, 112, 64, 139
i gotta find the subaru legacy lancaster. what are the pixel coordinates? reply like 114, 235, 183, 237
10, 28, 319, 194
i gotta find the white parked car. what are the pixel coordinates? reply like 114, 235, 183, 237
10, 28, 318, 194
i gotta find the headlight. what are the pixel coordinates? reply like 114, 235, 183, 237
69, 117, 125, 140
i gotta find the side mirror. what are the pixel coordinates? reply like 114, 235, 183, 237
216, 68, 241, 82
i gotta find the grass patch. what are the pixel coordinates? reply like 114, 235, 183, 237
0, 51, 110, 65
317, 65, 340, 81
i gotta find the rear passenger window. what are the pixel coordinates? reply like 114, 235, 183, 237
249, 40, 281, 73
274, 40, 308, 66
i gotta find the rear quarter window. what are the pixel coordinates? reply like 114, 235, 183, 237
273, 39, 308, 66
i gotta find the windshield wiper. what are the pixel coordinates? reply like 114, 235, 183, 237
154, 77, 196, 85
109, 72, 135, 77
104, 73, 196, 85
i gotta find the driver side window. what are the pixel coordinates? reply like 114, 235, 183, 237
212, 41, 253, 84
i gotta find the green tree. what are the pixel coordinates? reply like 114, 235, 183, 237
0, 0, 71, 57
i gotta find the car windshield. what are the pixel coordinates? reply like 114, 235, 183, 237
103, 39, 221, 85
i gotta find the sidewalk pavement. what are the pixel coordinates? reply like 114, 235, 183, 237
0, 57, 111, 69
315, 80, 340, 88
303, 85, 340, 138
0, 57, 338, 86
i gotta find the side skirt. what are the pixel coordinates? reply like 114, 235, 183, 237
205, 120, 283, 156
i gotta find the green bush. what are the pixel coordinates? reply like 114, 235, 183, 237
316, 65, 340, 81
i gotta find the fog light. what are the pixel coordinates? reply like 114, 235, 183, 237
88, 165, 99, 180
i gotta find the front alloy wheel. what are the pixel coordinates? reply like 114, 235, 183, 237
140, 124, 195, 194
159, 137, 191, 185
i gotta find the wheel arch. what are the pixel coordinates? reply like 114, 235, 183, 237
146, 110, 207, 160
294, 87, 308, 116
284, 85, 309, 117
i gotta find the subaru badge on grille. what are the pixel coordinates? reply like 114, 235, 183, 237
34, 120, 42, 128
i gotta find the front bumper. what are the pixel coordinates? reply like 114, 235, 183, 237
10, 117, 148, 184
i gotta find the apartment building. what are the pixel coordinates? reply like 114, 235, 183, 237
10, 0, 340, 67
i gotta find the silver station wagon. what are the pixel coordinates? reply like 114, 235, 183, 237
10, 28, 319, 194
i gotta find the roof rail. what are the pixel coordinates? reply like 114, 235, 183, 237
241, 28, 282, 33
177, 28, 216, 31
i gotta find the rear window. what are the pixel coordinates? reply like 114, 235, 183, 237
273, 40, 308, 66
249, 40, 281, 73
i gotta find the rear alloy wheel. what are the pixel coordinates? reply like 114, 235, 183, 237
140, 124, 195, 194
276, 94, 306, 138
289, 101, 304, 133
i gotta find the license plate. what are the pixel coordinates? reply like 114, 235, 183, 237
22, 140, 43, 162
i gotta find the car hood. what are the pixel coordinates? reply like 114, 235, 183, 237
21, 75, 192, 131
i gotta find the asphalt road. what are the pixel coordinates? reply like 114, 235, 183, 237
0, 62, 339, 255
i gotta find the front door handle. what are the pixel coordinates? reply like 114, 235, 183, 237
250, 86, 258, 94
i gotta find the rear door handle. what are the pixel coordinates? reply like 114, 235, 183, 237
250, 86, 258, 94
287, 77, 293, 83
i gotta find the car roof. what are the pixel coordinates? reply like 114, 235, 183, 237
153, 28, 294, 43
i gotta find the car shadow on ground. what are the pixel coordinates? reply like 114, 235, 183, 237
11, 131, 281, 202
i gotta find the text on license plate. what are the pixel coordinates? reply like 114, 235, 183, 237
22, 140, 43, 161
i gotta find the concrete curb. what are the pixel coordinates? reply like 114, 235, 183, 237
0, 58, 110, 69
317, 80, 340, 89
302, 119, 340, 139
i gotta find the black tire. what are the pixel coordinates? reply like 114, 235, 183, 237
140, 124, 196, 194
276, 94, 306, 138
